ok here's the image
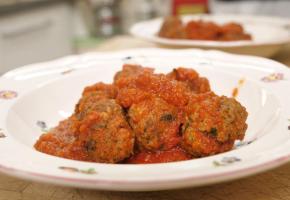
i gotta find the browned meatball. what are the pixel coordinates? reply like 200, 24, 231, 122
219, 23, 252, 41
75, 91, 113, 120
129, 97, 183, 151
158, 16, 186, 39
115, 68, 193, 109
158, 16, 252, 41
34, 116, 89, 161
185, 20, 220, 40
167, 67, 211, 93
114, 64, 154, 84
82, 82, 117, 98
75, 93, 135, 163
182, 93, 248, 157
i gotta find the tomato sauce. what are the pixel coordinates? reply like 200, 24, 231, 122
34, 65, 248, 164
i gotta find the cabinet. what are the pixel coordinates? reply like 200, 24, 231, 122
0, 1, 74, 74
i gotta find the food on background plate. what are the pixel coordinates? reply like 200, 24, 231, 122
158, 16, 252, 41
35, 64, 248, 164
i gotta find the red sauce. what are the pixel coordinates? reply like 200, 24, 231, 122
232, 78, 245, 98
125, 147, 191, 164
34, 65, 248, 164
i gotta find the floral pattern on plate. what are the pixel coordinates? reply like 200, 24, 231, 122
0, 129, 6, 138
0, 91, 17, 100
261, 73, 284, 82
122, 56, 139, 65
122, 55, 150, 65
213, 157, 241, 167
36, 121, 50, 132
61, 69, 75, 75
59, 167, 97, 175
122, 56, 133, 61
234, 139, 256, 149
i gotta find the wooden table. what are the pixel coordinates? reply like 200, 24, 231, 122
1, 36, 290, 200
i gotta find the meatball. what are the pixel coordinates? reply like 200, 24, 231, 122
182, 93, 248, 157
36, 91, 134, 163
75, 91, 113, 120
116, 70, 192, 108
114, 64, 154, 84
167, 67, 211, 93
34, 116, 89, 161
219, 23, 252, 41
129, 97, 183, 151
158, 16, 252, 41
75, 94, 134, 163
82, 82, 117, 98
158, 16, 186, 39
185, 20, 220, 40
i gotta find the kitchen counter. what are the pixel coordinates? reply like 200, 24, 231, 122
88, 35, 290, 67
0, 36, 290, 200
1, 163, 290, 200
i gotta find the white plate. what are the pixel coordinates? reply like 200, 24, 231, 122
0, 48, 290, 191
130, 14, 290, 57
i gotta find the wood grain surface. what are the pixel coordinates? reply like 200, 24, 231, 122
1, 163, 290, 200
1, 35, 289, 200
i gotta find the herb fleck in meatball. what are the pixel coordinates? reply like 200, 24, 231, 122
129, 97, 183, 151
182, 92, 248, 157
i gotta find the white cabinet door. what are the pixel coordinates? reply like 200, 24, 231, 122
0, 2, 73, 74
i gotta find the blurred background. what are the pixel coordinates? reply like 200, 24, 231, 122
0, 0, 290, 73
